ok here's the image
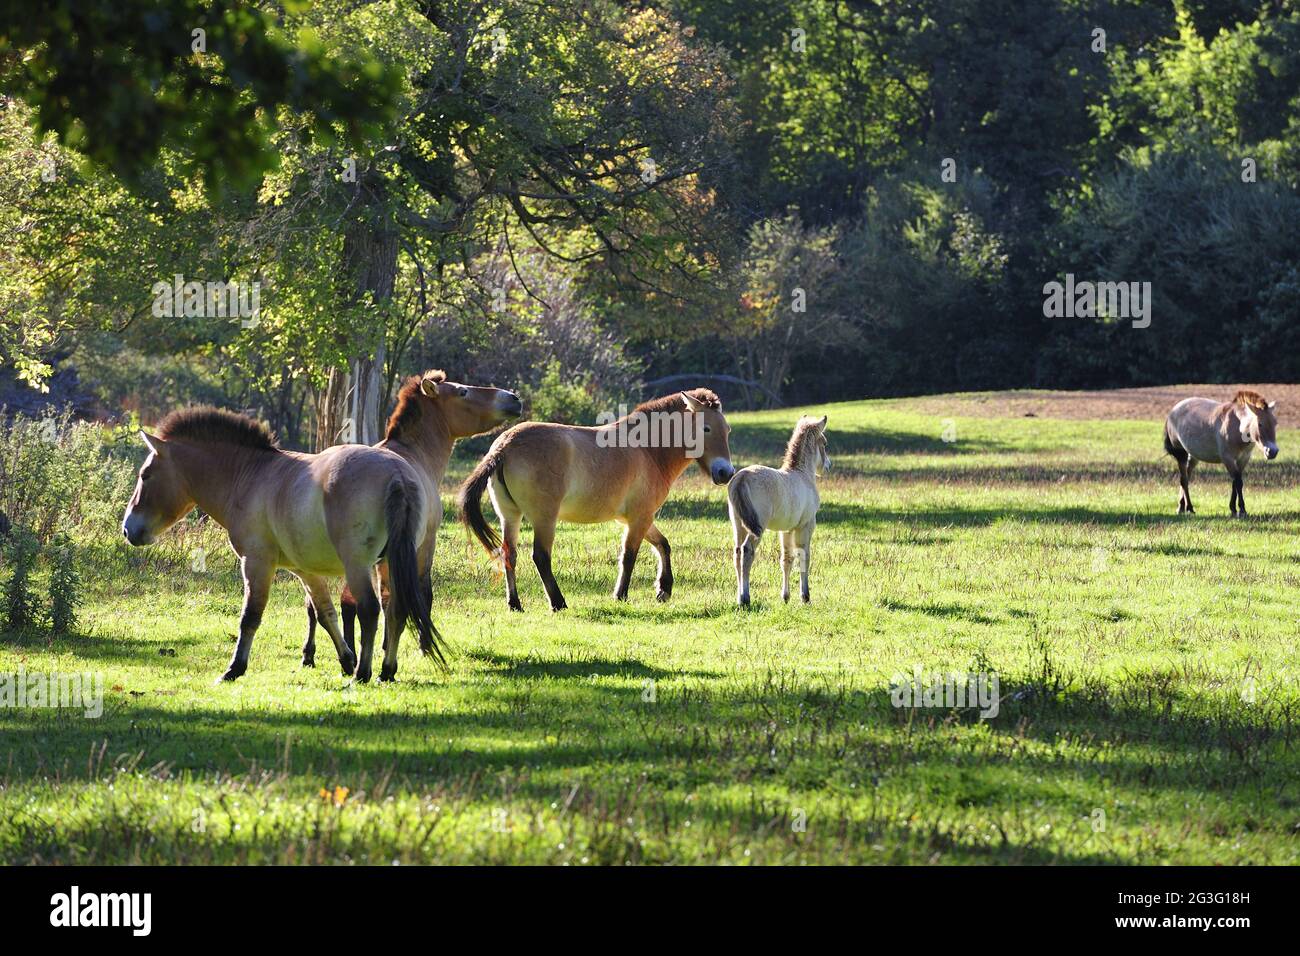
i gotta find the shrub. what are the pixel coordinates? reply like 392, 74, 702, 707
2, 526, 39, 633
48, 534, 80, 635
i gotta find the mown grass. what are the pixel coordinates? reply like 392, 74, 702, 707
2, 393, 1299, 864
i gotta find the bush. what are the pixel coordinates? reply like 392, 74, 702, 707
3, 526, 38, 632
48, 534, 80, 634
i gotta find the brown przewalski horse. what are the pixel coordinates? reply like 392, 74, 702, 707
122, 407, 440, 683
302, 371, 522, 666
1164, 389, 1279, 516
458, 389, 735, 611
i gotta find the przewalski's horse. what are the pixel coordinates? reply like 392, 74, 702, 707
728, 415, 830, 606
457, 389, 735, 611
302, 370, 522, 666
1164, 389, 1279, 516
121, 407, 440, 683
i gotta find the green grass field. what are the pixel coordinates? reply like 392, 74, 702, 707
3, 393, 1299, 864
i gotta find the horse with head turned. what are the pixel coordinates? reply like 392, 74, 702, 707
302, 370, 522, 665
1164, 389, 1279, 517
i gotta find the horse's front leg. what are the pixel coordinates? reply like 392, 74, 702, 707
223, 554, 274, 681
644, 523, 673, 602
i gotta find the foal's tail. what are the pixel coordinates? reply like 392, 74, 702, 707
729, 472, 764, 538
384, 475, 447, 669
457, 451, 504, 558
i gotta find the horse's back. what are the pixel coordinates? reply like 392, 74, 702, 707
732, 464, 816, 532
493, 421, 642, 522
1167, 397, 1225, 462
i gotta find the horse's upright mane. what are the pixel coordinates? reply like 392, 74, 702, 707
1233, 389, 1269, 410
385, 370, 446, 441
156, 406, 277, 450
633, 388, 721, 416
782, 416, 824, 470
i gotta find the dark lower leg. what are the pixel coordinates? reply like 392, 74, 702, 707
303, 597, 317, 666
613, 544, 640, 601
533, 543, 567, 611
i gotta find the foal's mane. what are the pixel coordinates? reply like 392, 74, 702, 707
385, 370, 446, 441
782, 416, 824, 470
632, 388, 721, 416
157, 406, 277, 450
1233, 389, 1269, 410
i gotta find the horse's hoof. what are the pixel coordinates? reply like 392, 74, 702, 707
801, 594, 810, 604
302, 655, 315, 668
655, 590, 670, 603
354, 669, 372, 684
379, 668, 397, 683
508, 602, 524, 613
551, 599, 567, 612
218, 667, 244, 683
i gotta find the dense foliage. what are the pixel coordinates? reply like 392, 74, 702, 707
2, 0, 1299, 435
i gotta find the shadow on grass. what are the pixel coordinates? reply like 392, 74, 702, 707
466, 650, 720, 681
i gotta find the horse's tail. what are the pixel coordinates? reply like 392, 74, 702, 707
730, 471, 764, 538
457, 451, 504, 558
384, 474, 447, 668
1163, 419, 1182, 459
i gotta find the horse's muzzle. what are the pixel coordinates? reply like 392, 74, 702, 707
710, 461, 735, 485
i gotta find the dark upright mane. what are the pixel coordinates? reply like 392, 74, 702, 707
156, 406, 277, 450
632, 388, 721, 417
782, 417, 824, 470
385, 371, 446, 441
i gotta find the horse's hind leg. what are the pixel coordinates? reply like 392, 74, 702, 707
736, 529, 759, 607
530, 516, 567, 612
222, 554, 274, 681
298, 574, 356, 676
302, 589, 317, 667
613, 521, 649, 602
779, 531, 795, 604
345, 565, 382, 682
644, 523, 673, 602
491, 486, 524, 611
1170, 448, 1192, 514
795, 521, 815, 604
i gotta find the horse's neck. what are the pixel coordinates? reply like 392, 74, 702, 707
174, 442, 258, 526
646, 445, 694, 485
386, 414, 454, 482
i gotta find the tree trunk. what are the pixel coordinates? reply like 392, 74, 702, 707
314, 176, 398, 451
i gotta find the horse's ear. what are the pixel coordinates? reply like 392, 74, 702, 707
818, 415, 828, 433
1269, 400, 1278, 411
420, 371, 446, 397
680, 391, 704, 413
140, 430, 167, 458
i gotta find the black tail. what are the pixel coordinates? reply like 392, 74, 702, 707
730, 472, 764, 537
384, 476, 447, 669
457, 452, 503, 557
1163, 422, 1184, 460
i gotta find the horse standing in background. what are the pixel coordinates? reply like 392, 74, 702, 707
728, 415, 831, 606
458, 389, 735, 611
302, 370, 521, 666
1164, 390, 1279, 516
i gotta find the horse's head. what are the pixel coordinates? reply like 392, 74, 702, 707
417, 369, 523, 439
681, 390, 735, 485
122, 432, 194, 546
1239, 397, 1279, 460
811, 416, 832, 475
